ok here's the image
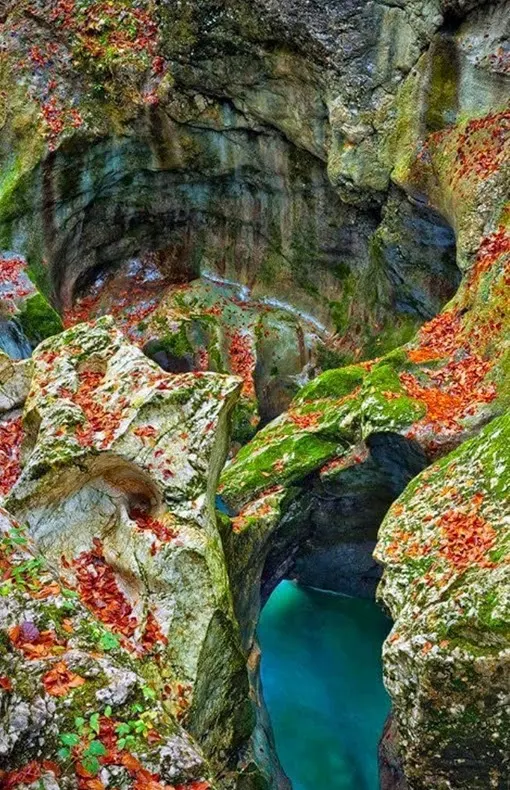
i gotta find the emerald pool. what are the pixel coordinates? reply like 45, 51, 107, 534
258, 581, 391, 790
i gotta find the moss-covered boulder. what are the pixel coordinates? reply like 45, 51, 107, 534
0, 506, 210, 789
375, 413, 510, 790
61, 263, 338, 443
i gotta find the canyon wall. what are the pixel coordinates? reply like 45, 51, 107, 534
0, 1, 508, 789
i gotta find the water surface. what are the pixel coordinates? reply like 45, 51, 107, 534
258, 581, 391, 790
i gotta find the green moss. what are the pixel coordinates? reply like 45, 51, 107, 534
294, 365, 365, 404
425, 36, 459, 133
375, 347, 409, 369
145, 325, 193, 360
316, 344, 354, 371
363, 314, 420, 359
364, 364, 402, 393
221, 432, 340, 508
0, 162, 35, 248
157, 1, 198, 58
17, 293, 63, 345
258, 250, 283, 288
289, 221, 320, 297
231, 399, 259, 446
329, 283, 355, 334
361, 363, 426, 432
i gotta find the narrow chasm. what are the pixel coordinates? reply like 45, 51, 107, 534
247, 434, 428, 790
0, 123, 459, 790
259, 582, 391, 790
2, 3, 508, 789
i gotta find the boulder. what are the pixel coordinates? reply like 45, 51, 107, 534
1, 317, 264, 785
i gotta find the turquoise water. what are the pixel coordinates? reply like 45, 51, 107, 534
258, 581, 391, 790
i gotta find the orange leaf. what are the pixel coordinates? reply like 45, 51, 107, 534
33, 581, 61, 599
42, 661, 85, 697
120, 753, 143, 772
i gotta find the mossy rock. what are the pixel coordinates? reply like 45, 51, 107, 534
17, 293, 63, 346
294, 365, 366, 404
360, 364, 426, 435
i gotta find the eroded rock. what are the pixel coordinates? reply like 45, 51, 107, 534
0, 318, 269, 787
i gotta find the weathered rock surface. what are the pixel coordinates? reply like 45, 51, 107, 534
376, 413, 510, 790
0, 318, 277, 788
0, 0, 461, 366
0, 505, 209, 789
0, 253, 62, 358
0, 0, 509, 789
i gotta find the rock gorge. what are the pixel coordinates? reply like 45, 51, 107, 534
0, 1, 508, 789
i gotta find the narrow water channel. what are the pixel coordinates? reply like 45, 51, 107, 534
258, 581, 391, 790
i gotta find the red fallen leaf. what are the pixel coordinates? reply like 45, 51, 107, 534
132, 772, 169, 790
146, 728, 162, 745
9, 624, 65, 660
228, 330, 256, 397
76, 761, 99, 779
0, 416, 24, 497
42, 661, 85, 696
2, 760, 44, 788
79, 779, 105, 790
130, 507, 178, 546
438, 509, 497, 570
231, 487, 284, 533
73, 539, 137, 638
141, 611, 168, 653
134, 425, 158, 442
0, 677, 12, 691
120, 753, 143, 772
469, 225, 510, 286
288, 410, 323, 430
407, 310, 462, 363
42, 761, 61, 777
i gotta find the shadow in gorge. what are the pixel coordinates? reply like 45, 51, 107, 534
258, 582, 391, 790
220, 433, 430, 790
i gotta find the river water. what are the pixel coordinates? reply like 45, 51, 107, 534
258, 581, 391, 790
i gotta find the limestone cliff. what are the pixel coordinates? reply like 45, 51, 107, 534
0, 1, 509, 789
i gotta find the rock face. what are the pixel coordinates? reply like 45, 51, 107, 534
0, 0, 509, 789
0, 0, 461, 361
0, 253, 62, 358
0, 505, 210, 789
0, 318, 270, 788
376, 413, 510, 790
